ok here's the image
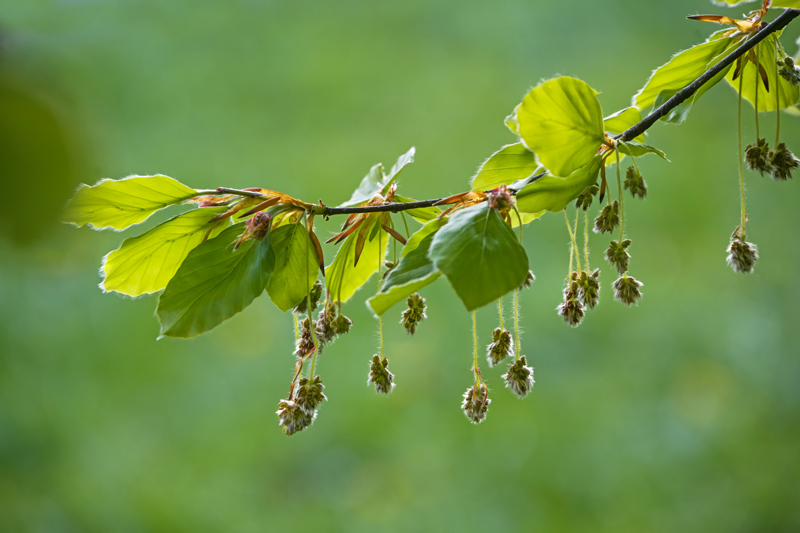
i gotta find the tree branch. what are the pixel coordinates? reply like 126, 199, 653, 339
202, 10, 800, 218
617, 9, 800, 141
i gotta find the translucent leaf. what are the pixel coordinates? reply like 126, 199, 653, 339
64, 175, 198, 231
505, 104, 521, 135
156, 223, 274, 338
516, 76, 604, 178
325, 220, 387, 303
429, 203, 529, 311
725, 33, 800, 111
471, 143, 540, 191
340, 147, 415, 207
266, 223, 320, 312
101, 207, 228, 297
617, 141, 670, 161
634, 31, 738, 118
394, 195, 442, 223
367, 219, 446, 316
604, 107, 643, 141
515, 157, 602, 214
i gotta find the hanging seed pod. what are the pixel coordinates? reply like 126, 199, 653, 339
623, 166, 647, 199
331, 312, 353, 336
486, 327, 513, 367
294, 317, 315, 357
557, 297, 585, 327
768, 143, 799, 181
293, 280, 323, 314
605, 239, 632, 275
726, 239, 759, 274
368, 355, 395, 395
745, 138, 773, 176
612, 275, 643, 306
294, 376, 326, 415
461, 384, 491, 424
575, 184, 600, 211
401, 293, 427, 335
778, 56, 800, 86
315, 303, 337, 347
593, 201, 620, 234
519, 270, 536, 290
577, 269, 601, 310
276, 399, 315, 436
503, 356, 535, 399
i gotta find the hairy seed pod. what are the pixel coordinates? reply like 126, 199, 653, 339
293, 280, 323, 315
577, 269, 601, 310
768, 142, 799, 181
593, 201, 620, 234
294, 376, 326, 415
461, 384, 491, 424
612, 275, 643, 306
623, 166, 647, 199
575, 184, 600, 211
401, 293, 427, 335
486, 327, 513, 367
745, 138, 773, 176
778, 56, 800, 86
502, 356, 535, 399
605, 239, 632, 275
557, 297, 585, 327
277, 399, 315, 436
519, 270, 536, 290
726, 239, 759, 274
294, 317, 315, 358
368, 355, 395, 395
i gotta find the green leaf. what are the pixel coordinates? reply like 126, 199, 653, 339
633, 31, 738, 119
725, 33, 800, 111
603, 107, 643, 141
617, 141, 669, 161
471, 143, 540, 191
101, 207, 228, 297
325, 220, 387, 303
772, 1, 800, 7
266, 223, 319, 312
504, 104, 521, 136
516, 76, 604, 177
64, 175, 198, 231
156, 223, 274, 338
394, 195, 442, 223
367, 218, 447, 316
340, 147, 415, 207
515, 157, 602, 214
429, 204, 529, 311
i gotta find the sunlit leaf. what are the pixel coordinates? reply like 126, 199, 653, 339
340, 147, 415, 207
471, 143, 540, 191
429, 203, 529, 311
266, 223, 320, 312
617, 141, 670, 161
505, 104, 521, 136
326, 219, 387, 303
604, 107, 643, 141
516, 76, 604, 177
725, 33, 800, 111
394, 195, 441, 223
515, 157, 602, 214
64, 175, 198, 231
101, 207, 228, 297
157, 223, 274, 338
367, 218, 447, 316
634, 31, 738, 122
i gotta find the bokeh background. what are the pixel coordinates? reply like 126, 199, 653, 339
2, 0, 799, 531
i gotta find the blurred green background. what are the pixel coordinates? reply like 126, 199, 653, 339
2, 0, 799, 531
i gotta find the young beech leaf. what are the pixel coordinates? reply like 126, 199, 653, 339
516, 76, 604, 178
393, 195, 442, 223
266, 223, 320, 312
617, 141, 669, 161
101, 207, 229, 297
515, 156, 602, 214
471, 143, 540, 192
340, 147, 415, 207
725, 33, 800, 111
367, 218, 446, 316
326, 219, 387, 303
429, 203, 529, 311
64, 175, 198, 231
603, 107, 644, 142
157, 223, 275, 339
634, 31, 738, 121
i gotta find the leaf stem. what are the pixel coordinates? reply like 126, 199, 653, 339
738, 71, 747, 240
473, 311, 479, 387
564, 209, 582, 273
615, 145, 625, 243
583, 206, 590, 272
775, 35, 781, 145
513, 290, 520, 361
498, 298, 504, 331
755, 44, 761, 139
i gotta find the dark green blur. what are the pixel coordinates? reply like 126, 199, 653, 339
1, 1, 799, 531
